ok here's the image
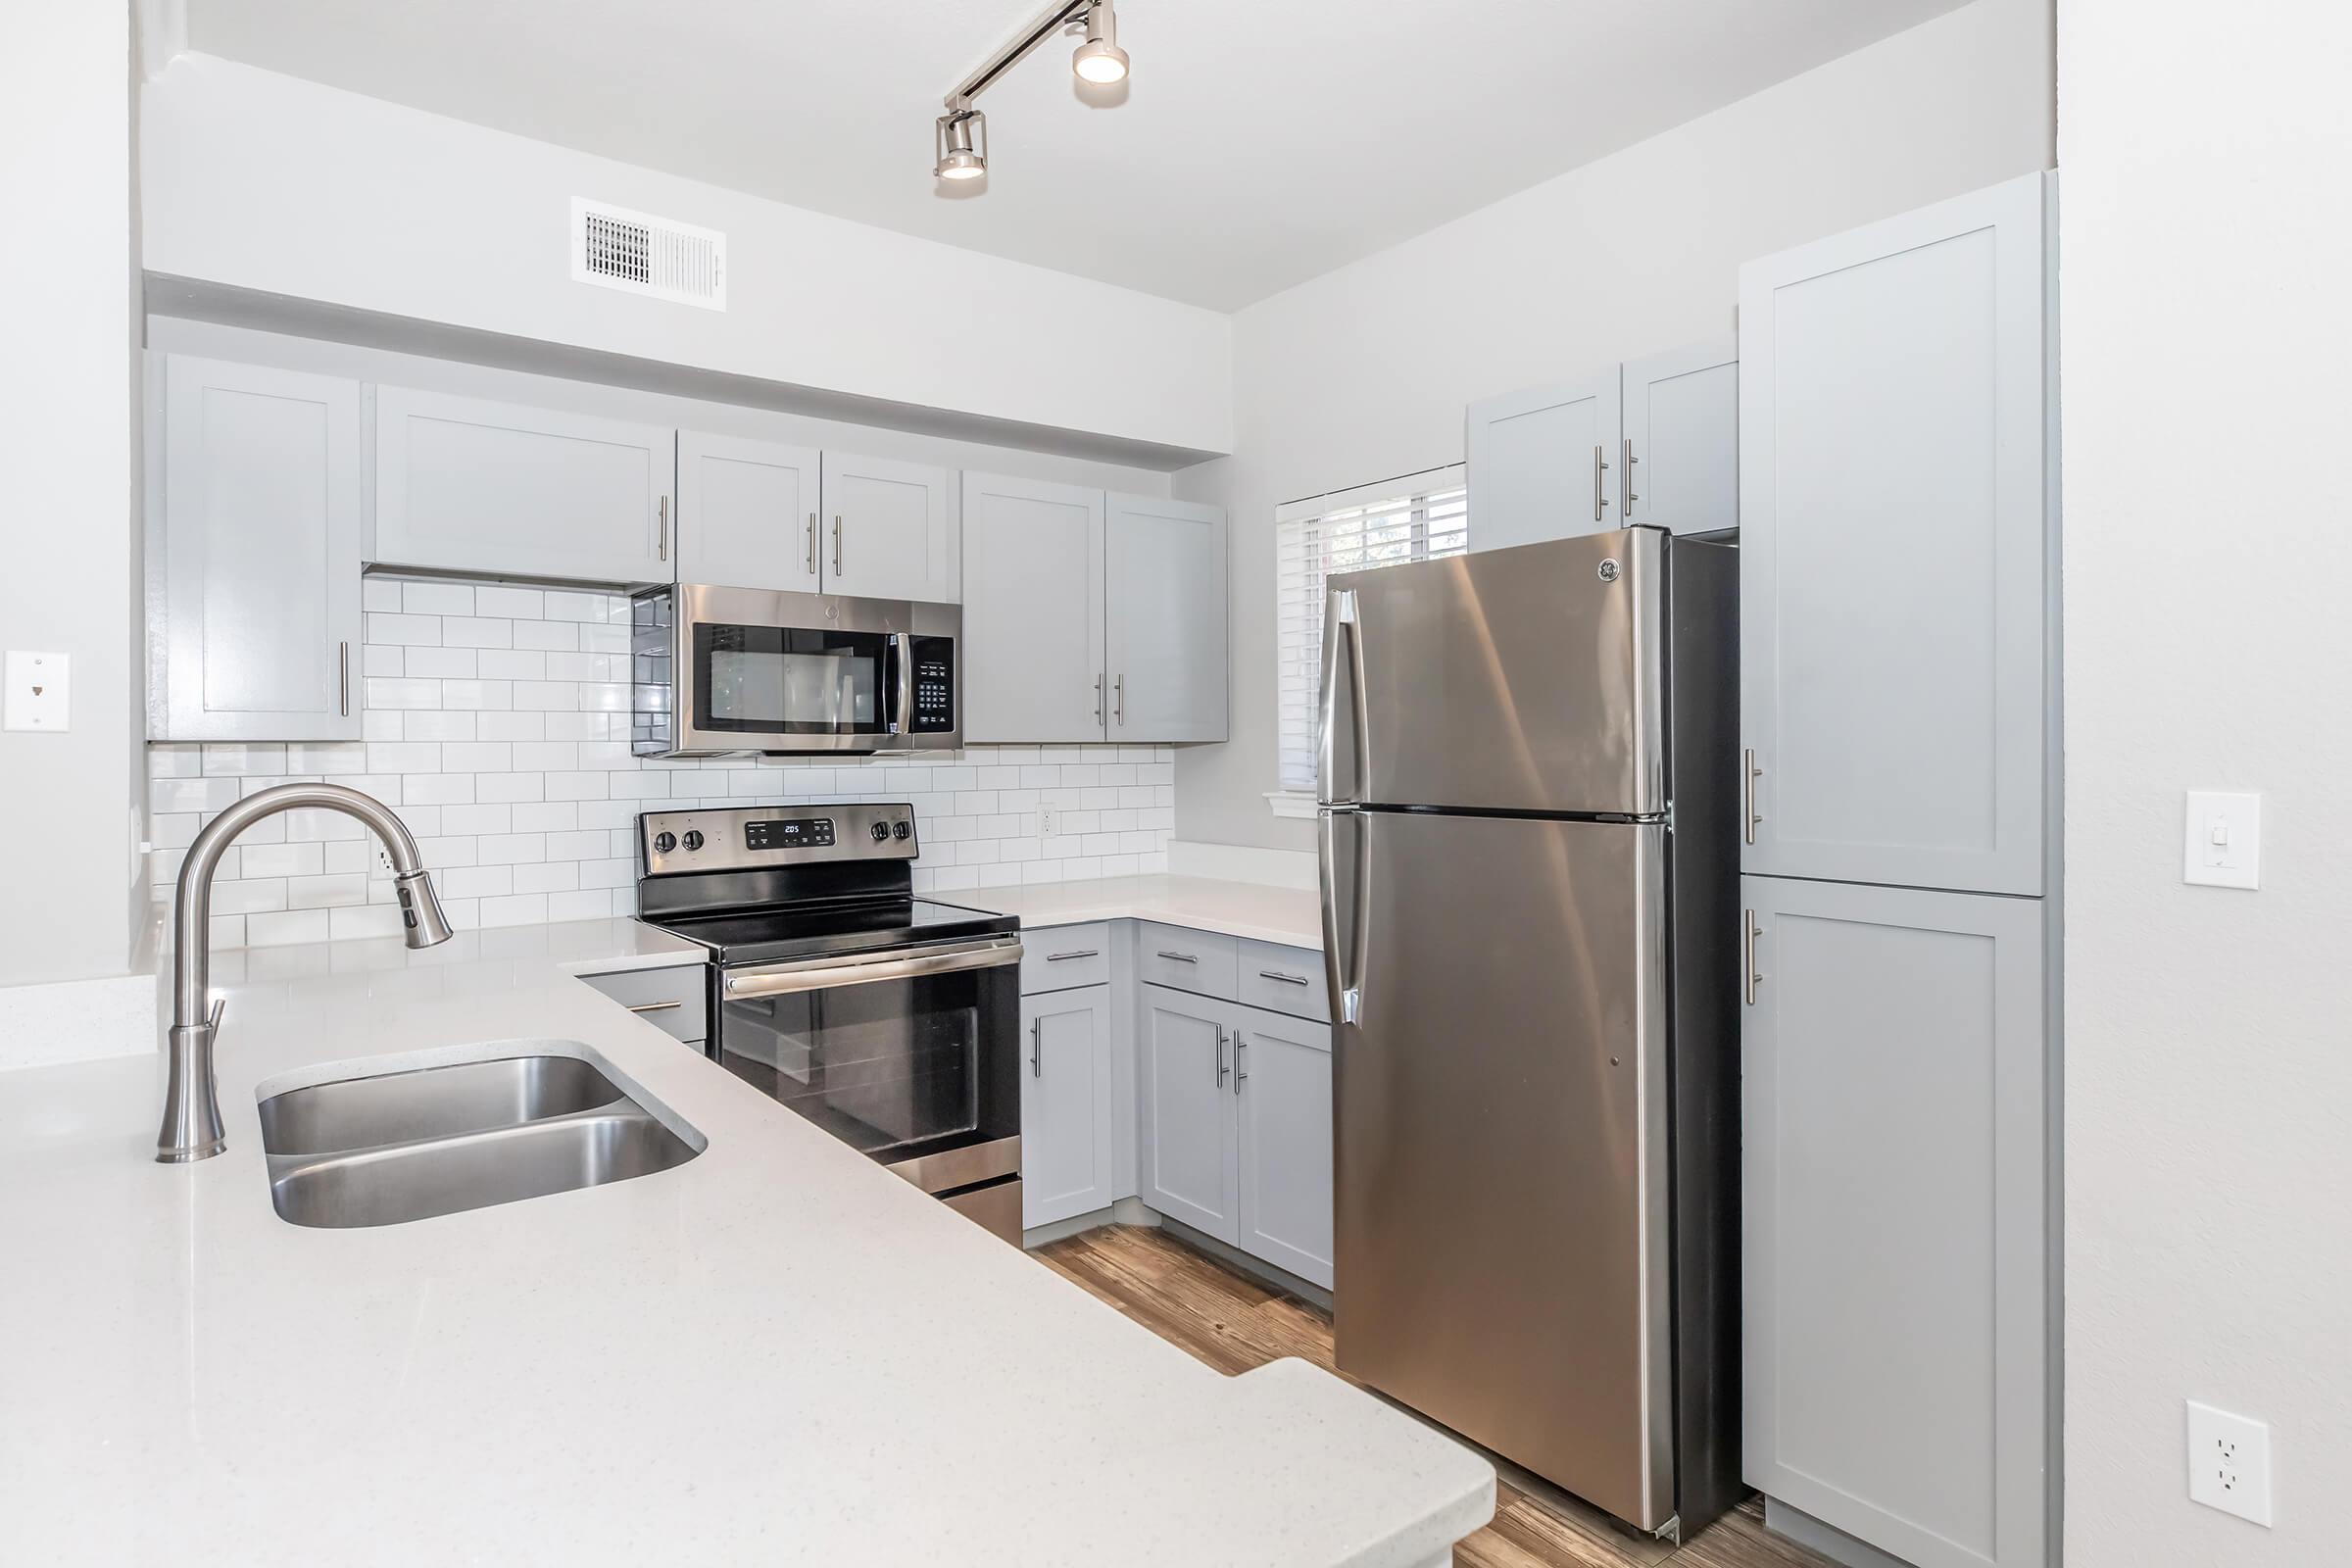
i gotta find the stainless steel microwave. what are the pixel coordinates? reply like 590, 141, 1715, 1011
630, 584, 961, 758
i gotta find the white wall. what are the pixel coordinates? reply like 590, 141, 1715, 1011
140, 55, 1233, 457
1179, 0, 2055, 851
0, 5, 144, 988
2058, 3, 2352, 1561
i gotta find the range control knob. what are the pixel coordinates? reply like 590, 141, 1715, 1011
653, 832, 678, 855
869, 820, 892, 843
892, 820, 911, 841
682, 830, 706, 851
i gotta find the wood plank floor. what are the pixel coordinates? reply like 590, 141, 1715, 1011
1034, 1226, 1839, 1568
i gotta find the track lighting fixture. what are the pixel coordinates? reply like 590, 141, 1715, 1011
935, 0, 1128, 186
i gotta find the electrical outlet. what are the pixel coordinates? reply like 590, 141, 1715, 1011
2187, 1400, 2273, 1526
1040, 802, 1058, 838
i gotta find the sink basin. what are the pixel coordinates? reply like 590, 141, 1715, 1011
258, 1049, 702, 1229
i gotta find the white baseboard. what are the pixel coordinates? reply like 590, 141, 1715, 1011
1167, 839, 1319, 890
0, 972, 160, 1072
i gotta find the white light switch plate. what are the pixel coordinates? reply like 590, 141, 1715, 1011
3, 651, 70, 731
2183, 790, 2261, 890
2187, 1399, 2273, 1526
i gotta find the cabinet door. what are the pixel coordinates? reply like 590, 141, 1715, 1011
1019, 986, 1117, 1229
1741, 876, 2045, 1568
1463, 368, 1623, 551
1136, 984, 1239, 1243
1234, 1003, 1334, 1288
961, 472, 1104, 742
373, 388, 675, 585
1740, 172, 2050, 895
1621, 339, 1738, 536
1104, 493, 1226, 742
676, 431, 820, 593
156, 356, 364, 741
819, 451, 956, 603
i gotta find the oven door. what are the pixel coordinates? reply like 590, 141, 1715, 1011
713, 936, 1022, 1194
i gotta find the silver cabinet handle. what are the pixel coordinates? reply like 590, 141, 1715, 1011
832, 514, 844, 577
659, 496, 669, 563
806, 512, 817, 576
1048, 950, 1101, 962
1743, 910, 1761, 1007
338, 641, 350, 717
1094, 673, 1103, 727
626, 1000, 683, 1014
1743, 748, 1763, 846
1623, 436, 1639, 517
1155, 950, 1199, 964
1234, 1033, 1248, 1094
1113, 673, 1125, 726
1030, 1016, 1043, 1078
1592, 443, 1610, 523
1257, 969, 1309, 987
1213, 1024, 1227, 1086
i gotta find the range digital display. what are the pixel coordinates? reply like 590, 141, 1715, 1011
744, 817, 836, 851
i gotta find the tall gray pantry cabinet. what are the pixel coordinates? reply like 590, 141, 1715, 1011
1737, 171, 2059, 1568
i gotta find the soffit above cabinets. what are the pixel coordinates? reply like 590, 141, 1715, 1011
182, 0, 1970, 311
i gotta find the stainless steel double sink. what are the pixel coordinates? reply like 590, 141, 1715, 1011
259, 1050, 703, 1229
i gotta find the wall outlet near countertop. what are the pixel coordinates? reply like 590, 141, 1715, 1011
2187, 1399, 2272, 1526
1040, 801, 1058, 838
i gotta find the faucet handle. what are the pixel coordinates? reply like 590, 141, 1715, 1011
207, 997, 225, 1037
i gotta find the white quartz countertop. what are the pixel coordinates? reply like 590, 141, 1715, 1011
0, 918, 1486, 1566
951, 874, 1324, 950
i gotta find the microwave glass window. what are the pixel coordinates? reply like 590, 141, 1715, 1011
694, 623, 889, 735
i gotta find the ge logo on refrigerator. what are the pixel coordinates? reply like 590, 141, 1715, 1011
1596, 559, 1621, 582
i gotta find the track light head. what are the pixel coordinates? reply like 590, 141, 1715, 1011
935, 109, 988, 181
1072, 1, 1128, 84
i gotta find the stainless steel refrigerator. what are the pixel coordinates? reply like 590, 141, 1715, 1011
1317, 525, 1740, 1541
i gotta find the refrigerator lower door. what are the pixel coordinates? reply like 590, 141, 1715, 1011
1330, 808, 1675, 1530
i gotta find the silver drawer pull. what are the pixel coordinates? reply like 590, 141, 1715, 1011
626, 1001, 684, 1013
1257, 970, 1309, 986
1047, 950, 1102, 962
1155, 951, 1199, 964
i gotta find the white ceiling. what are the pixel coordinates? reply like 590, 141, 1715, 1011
185, 0, 1970, 312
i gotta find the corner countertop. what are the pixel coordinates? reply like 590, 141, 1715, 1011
0, 918, 1486, 1566
948, 874, 1324, 950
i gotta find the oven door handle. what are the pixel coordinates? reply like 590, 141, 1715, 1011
723, 936, 1024, 999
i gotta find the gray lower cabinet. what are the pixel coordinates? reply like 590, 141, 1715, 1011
1137, 984, 1242, 1243
576, 964, 709, 1048
675, 430, 820, 593
1105, 493, 1227, 742
1232, 1002, 1334, 1288
150, 356, 365, 741
371, 387, 676, 585
1019, 985, 1117, 1228
1739, 172, 2051, 896
1740, 874, 2046, 1568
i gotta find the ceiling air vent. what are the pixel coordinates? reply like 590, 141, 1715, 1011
570, 198, 726, 311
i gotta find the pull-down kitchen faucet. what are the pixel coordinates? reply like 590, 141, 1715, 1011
159, 783, 453, 1162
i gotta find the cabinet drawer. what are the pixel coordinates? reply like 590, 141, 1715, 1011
1138, 922, 1239, 999
1020, 924, 1112, 994
579, 964, 709, 1045
1237, 940, 1328, 1023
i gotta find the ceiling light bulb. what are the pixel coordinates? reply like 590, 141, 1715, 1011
934, 110, 988, 181
1073, 1, 1128, 83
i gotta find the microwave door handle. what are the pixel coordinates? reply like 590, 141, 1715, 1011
891, 631, 915, 738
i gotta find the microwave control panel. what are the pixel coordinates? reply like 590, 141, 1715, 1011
906, 635, 956, 736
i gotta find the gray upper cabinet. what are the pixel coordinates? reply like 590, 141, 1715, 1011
152, 356, 364, 741
1233, 1002, 1334, 1288
1740, 875, 2046, 1568
818, 451, 956, 604
1019, 985, 1118, 1230
1105, 493, 1227, 743
1621, 340, 1738, 536
1739, 172, 2051, 896
372, 388, 676, 586
675, 431, 820, 593
962, 471, 1106, 742
1137, 984, 1240, 1243
1464, 368, 1624, 550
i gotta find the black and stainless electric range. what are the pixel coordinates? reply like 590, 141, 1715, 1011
634, 803, 1025, 1240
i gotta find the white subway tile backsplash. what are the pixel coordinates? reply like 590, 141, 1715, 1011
146, 580, 1179, 948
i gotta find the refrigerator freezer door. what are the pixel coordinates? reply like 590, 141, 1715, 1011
1317, 528, 1669, 815
1332, 809, 1675, 1530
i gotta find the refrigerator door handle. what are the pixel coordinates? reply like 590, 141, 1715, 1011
1320, 807, 1367, 1026
1317, 588, 1366, 807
